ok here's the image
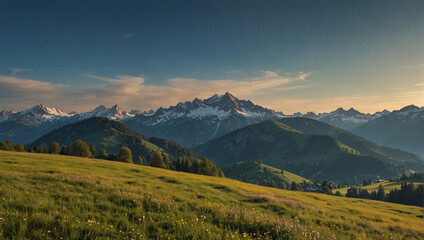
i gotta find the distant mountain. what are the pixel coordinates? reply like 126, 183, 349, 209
0, 104, 75, 144
289, 107, 390, 130
70, 104, 134, 121
124, 92, 283, 147
222, 161, 310, 188
31, 117, 201, 164
0, 104, 71, 125
0, 104, 135, 144
352, 105, 424, 157
0, 110, 16, 121
278, 117, 424, 172
194, 120, 409, 183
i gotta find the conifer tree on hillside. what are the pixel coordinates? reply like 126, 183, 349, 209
151, 151, 166, 168
138, 156, 144, 165
49, 142, 61, 154
163, 155, 171, 169
0, 141, 9, 151
36, 143, 48, 153
89, 144, 97, 158
98, 149, 108, 159
5, 140, 15, 151
60, 145, 70, 155
15, 142, 25, 152
377, 185, 385, 200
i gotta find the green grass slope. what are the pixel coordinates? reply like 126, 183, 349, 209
194, 120, 409, 183
222, 161, 310, 188
30, 117, 201, 164
0, 151, 423, 239
278, 117, 424, 171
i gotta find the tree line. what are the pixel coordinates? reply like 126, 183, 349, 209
150, 152, 224, 177
345, 183, 423, 207
0, 139, 223, 177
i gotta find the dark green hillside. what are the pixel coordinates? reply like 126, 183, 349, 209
278, 117, 424, 171
31, 117, 200, 164
194, 120, 409, 183
222, 161, 310, 188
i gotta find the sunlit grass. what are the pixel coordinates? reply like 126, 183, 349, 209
0, 151, 422, 239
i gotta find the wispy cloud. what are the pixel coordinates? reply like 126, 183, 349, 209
1, 71, 422, 114
10, 68, 28, 77
0, 71, 312, 111
0, 76, 64, 109
396, 62, 424, 70
124, 33, 135, 39
226, 70, 240, 74
414, 82, 424, 86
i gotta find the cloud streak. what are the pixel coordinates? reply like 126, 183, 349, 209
10, 68, 28, 77
0, 76, 64, 109
0, 71, 311, 112
124, 33, 135, 39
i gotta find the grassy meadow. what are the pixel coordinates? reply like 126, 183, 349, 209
0, 150, 423, 239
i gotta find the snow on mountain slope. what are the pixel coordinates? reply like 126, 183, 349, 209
125, 92, 282, 146
0, 104, 71, 125
132, 92, 280, 125
286, 107, 391, 130
71, 105, 134, 121
0, 110, 16, 121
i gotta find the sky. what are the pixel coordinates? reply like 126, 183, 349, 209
0, 0, 423, 114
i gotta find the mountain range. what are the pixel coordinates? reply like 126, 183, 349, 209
352, 105, 424, 157
290, 107, 391, 130
278, 117, 424, 172
123, 92, 283, 146
193, 120, 410, 183
0, 93, 422, 158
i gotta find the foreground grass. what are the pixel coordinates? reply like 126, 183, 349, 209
0, 151, 423, 239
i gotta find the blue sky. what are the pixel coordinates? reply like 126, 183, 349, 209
0, 0, 423, 113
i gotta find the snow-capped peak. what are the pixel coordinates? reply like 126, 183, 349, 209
72, 104, 134, 121
0, 104, 71, 124
133, 92, 280, 126
27, 104, 70, 117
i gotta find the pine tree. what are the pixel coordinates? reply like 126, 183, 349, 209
192, 159, 202, 173
117, 147, 133, 163
15, 142, 25, 152
36, 143, 48, 153
138, 156, 144, 165
377, 185, 385, 200
49, 142, 61, 154
60, 145, 69, 155
151, 151, 166, 168
88, 144, 97, 158
98, 149, 108, 159
0, 141, 9, 151
6, 140, 15, 151
163, 155, 170, 169
291, 181, 299, 191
